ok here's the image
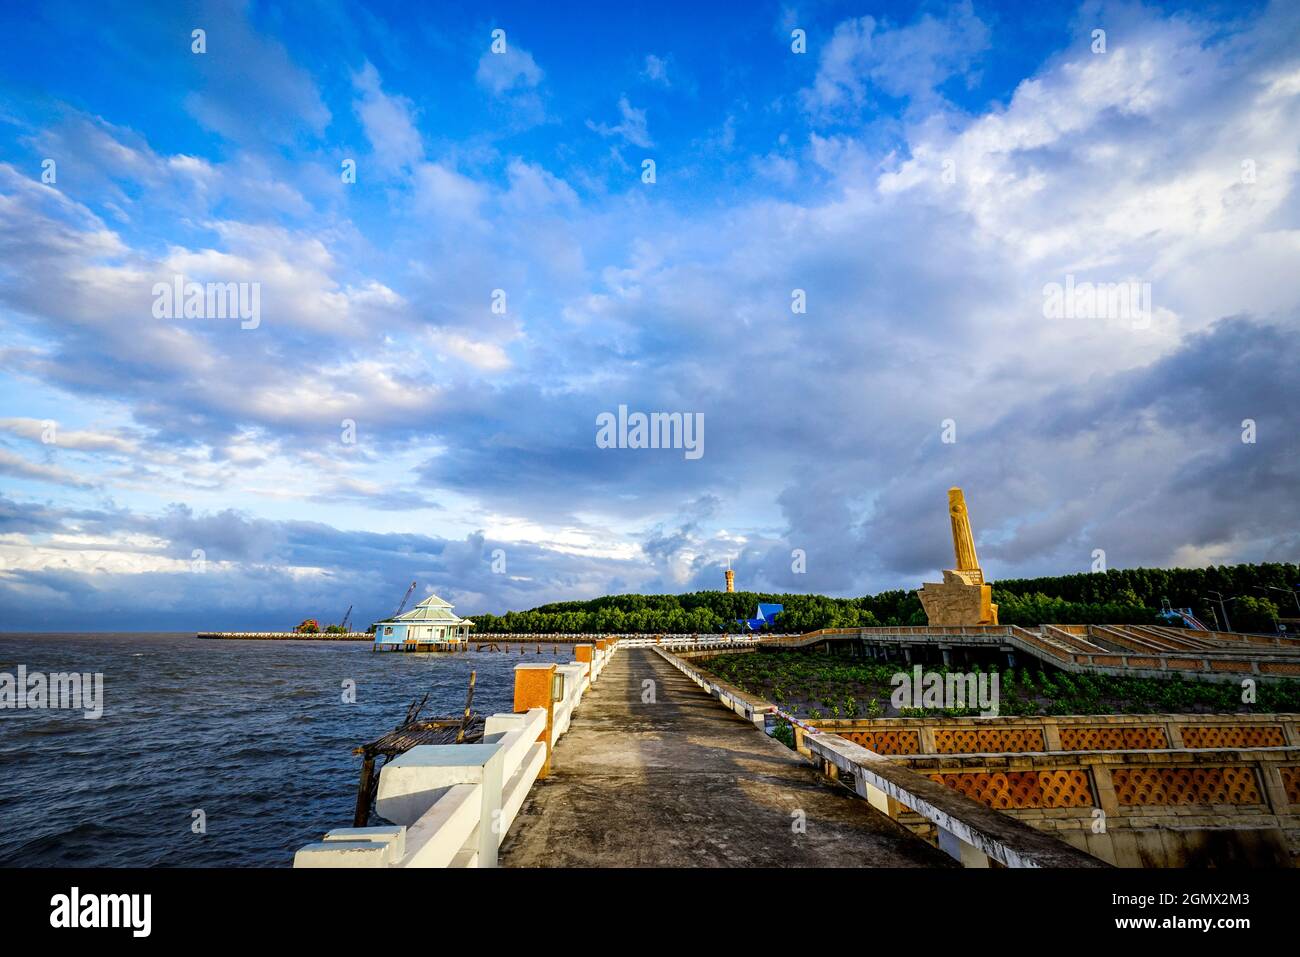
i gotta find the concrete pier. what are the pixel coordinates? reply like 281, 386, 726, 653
498, 647, 953, 867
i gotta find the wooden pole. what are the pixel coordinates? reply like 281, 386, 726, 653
353, 753, 376, 827
456, 671, 477, 744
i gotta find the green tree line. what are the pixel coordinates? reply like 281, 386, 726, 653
466, 562, 1299, 635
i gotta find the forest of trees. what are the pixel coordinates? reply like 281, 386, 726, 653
467, 562, 1299, 635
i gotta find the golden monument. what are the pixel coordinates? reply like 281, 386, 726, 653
916, 487, 999, 626
724, 561, 735, 593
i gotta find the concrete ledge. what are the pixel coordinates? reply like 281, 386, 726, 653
803, 732, 1107, 868
651, 645, 775, 729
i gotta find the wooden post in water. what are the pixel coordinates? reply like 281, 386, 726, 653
352, 754, 376, 827
455, 671, 477, 744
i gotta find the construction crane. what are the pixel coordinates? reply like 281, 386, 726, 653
339, 605, 353, 633
393, 581, 417, 618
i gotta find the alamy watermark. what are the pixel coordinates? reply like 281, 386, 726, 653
1, 666, 103, 719
890, 666, 999, 717
595, 404, 704, 460
50, 887, 150, 937
152, 274, 261, 329
1042, 274, 1151, 329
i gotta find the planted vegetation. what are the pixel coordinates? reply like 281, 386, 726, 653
700, 651, 1300, 718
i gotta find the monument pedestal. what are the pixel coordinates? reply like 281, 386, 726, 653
917, 570, 998, 626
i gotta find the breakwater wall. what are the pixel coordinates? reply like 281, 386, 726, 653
196, 632, 371, 641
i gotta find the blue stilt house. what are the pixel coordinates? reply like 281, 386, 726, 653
372, 595, 474, 650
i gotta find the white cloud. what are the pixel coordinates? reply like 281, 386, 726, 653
436, 332, 512, 372
502, 159, 578, 212
586, 96, 653, 147
476, 45, 544, 96
183, 5, 330, 145
0, 448, 96, 488
0, 418, 137, 453
412, 162, 488, 224
803, 0, 990, 115
642, 54, 672, 87
352, 61, 424, 173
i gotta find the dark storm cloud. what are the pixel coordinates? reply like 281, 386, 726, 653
848, 317, 1300, 585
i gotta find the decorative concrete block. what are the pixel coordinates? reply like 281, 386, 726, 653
376, 743, 503, 827
324, 825, 405, 861
294, 840, 391, 868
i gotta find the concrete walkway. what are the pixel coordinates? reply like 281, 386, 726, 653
499, 648, 954, 867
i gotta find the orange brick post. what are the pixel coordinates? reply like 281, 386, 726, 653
513, 663, 557, 778
574, 643, 595, 682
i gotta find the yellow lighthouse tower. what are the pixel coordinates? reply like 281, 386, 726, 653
724, 560, 735, 593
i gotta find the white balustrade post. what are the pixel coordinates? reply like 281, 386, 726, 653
478, 743, 504, 868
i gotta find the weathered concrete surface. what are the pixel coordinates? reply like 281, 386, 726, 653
499, 648, 955, 867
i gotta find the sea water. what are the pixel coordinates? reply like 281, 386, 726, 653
0, 633, 570, 866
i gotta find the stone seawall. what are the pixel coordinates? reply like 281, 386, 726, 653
196, 632, 371, 640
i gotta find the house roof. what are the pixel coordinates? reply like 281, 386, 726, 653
392, 594, 467, 623
371, 593, 476, 627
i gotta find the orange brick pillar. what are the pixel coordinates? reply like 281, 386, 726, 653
574, 643, 594, 682
513, 663, 557, 778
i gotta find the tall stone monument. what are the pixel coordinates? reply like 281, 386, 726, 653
916, 487, 999, 626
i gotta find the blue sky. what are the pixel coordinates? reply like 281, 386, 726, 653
1, 0, 1297, 630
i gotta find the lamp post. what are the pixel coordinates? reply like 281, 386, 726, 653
1254, 584, 1300, 615
1253, 586, 1295, 635
1206, 591, 1234, 633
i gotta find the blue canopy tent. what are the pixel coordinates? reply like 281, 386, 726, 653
738, 602, 783, 632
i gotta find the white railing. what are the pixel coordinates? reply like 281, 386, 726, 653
615, 635, 767, 649
293, 642, 615, 868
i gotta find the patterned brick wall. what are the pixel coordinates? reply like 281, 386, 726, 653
928, 770, 1093, 809
838, 729, 920, 754
1059, 726, 1168, 750
933, 728, 1045, 753
1109, 767, 1262, 806
1180, 725, 1285, 748
1281, 766, 1300, 804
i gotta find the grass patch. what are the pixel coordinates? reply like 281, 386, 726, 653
699, 651, 1300, 718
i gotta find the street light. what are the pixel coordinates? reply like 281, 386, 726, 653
1254, 584, 1300, 615
1250, 588, 1287, 634
1205, 591, 1237, 633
